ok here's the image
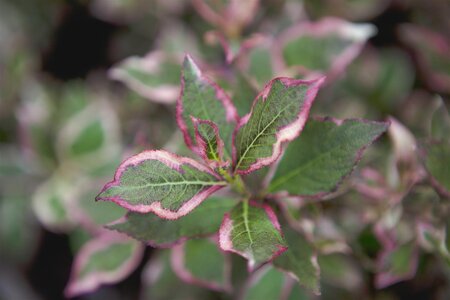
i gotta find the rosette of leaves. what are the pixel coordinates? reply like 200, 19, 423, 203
97, 55, 389, 296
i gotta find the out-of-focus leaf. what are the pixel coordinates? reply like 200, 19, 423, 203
399, 24, 450, 94
234, 77, 324, 174
303, 0, 389, 21
219, 201, 287, 270
171, 238, 231, 291
276, 18, 376, 80
430, 97, 450, 142
422, 141, 450, 197
109, 51, 181, 104
107, 197, 237, 247
96, 150, 227, 219
65, 235, 144, 297
269, 118, 388, 197
273, 227, 320, 295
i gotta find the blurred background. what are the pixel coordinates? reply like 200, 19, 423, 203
0, 0, 449, 299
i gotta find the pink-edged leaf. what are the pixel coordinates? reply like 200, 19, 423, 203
375, 242, 419, 289
109, 51, 181, 103
177, 55, 238, 158
268, 118, 389, 198
275, 17, 376, 80
192, 0, 259, 36
273, 226, 321, 295
399, 24, 450, 94
96, 150, 227, 220
192, 117, 229, 169
233, 76, 325, 175
65, 234, 144, 297
171, 238, 232, 292
219, 201, 287, 271
106, 196, 237, 247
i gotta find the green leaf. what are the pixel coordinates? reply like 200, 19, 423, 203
233, 77, 325, 174
65, 235, 144, 297
106, 197, 237, 247
278, 18, 375, 77
192, 117, 228, 168
422, 141, 450, 197
430, 97, 450, 142
96, 150, 227, 219
177, 55, 238, 158
219, 201, 287, 270
273, 227, 320, 295
171, 239, 231, 291
269, 118, 388, 197
109, 51, 181, 103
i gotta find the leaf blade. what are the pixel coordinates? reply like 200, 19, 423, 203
233, 77, 325, 174
96, 150, 227, 219
219, 201, 287, 270
192, 117, 228, 168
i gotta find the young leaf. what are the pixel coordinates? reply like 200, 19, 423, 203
65, 235, 144, 297
276, 18, 376, 79
109, 51, 181, 103
273, 227, 320, 295
269, 118, 389, 197
177, 55, 238, 158
106, 197, 237, 247
233, 77, 325, 175
192, 117, 228, 168
219, 201, 287, 271
171, 238, 231, 292
96, 150, 227, 220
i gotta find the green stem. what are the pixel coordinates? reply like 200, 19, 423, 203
218, 167, 249, 197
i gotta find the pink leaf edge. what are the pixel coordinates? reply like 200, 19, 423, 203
171, 238, 233, 292
192, 116, 229, 169
64, 234, 144, 297
96, 150, 225, 220
218, 201, 287, 271
233, 76, 326, 175
176, 54, 239, 152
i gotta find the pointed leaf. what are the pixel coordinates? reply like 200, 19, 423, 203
171, 238, 231, 292
96, 150, 227, 220
276, 18, 376, 79
109, 51, 181, 103
106, 196, 237, 247
233, 77, 325, 174
269, 118, 389, 197
273, 227, 320, 295
219, 201, 287, 270
192, 117, 228, 168
65, 235, 144, 297
177, 55, 238, 157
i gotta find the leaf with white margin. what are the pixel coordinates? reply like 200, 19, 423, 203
192, 117, 229, 169
177, 55, 238, 158
275, 18, 376, 80
219, 201, 287, 271
171, 238, 231, 292
273, 227, 320, 295
96, 150, 228, 220
269, 118, 388, 197
109, 51, 181, 104
65, 234, 144, 297
233, 77, 325, 174
106, 196, 237, 247
32, 175, 76, 233
56, 99, 121, 172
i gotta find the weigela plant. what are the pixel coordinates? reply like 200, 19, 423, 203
93, 54, 389, 296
